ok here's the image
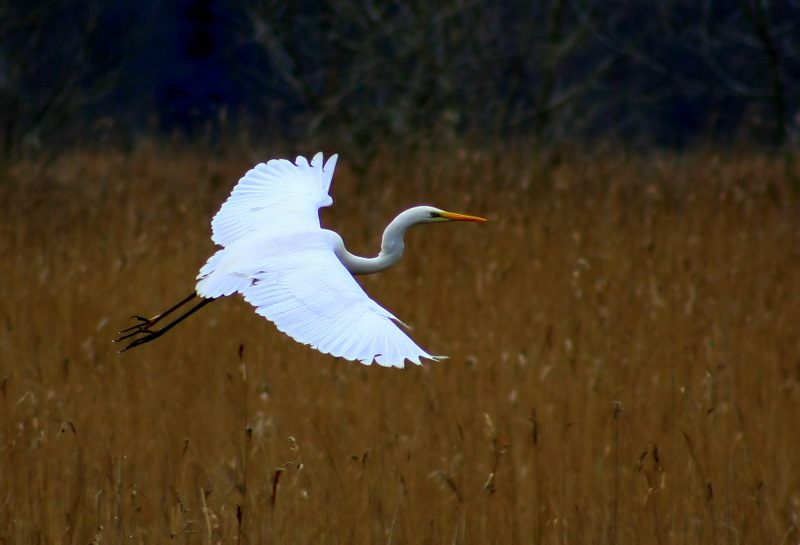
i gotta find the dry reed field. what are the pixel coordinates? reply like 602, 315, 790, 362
0, 144, 799, 544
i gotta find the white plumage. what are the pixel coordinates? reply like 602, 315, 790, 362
116, 153, 486, 367
209, 154, 335, 246
196, 153, 436, 365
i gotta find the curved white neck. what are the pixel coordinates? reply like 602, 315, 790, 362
331, 210, 420, 275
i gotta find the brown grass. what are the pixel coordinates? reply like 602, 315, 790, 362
0, 144, 798, 544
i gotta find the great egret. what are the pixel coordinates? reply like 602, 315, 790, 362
115, 153, 486, 367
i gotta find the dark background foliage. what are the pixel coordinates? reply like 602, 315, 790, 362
2, 0, 799, 157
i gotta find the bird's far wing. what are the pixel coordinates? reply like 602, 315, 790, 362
210, 152, 339, 247
238, 231, 437, 367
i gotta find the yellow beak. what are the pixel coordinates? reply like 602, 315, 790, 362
439, 211, 488, 223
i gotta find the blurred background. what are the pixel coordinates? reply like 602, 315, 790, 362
2, 0, 800, 159
2, 2, 800, 543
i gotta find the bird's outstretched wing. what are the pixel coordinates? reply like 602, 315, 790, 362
238, 232, 437, 367
210, 152, 337, 247
196, 153, 437, 367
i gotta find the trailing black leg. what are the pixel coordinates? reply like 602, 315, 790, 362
115, 293, 215, 352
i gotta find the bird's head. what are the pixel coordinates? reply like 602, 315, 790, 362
379, 205, 487, 261
409, 206, 487, 224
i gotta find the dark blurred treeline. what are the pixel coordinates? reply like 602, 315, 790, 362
1, 0, 799, 158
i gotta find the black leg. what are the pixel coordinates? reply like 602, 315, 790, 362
117, 291, 199, 336
115, 293, 215, 352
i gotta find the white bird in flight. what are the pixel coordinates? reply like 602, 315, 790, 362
116, 152, 486, 367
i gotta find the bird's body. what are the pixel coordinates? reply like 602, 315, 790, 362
116, 153, 486, 367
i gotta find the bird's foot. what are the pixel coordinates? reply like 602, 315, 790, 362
114, 316, 164, 352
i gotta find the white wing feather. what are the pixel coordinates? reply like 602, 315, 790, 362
210, 153, 337, 246
196, 153, 435, 367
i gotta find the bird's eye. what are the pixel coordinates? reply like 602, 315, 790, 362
429, 211, 440, 218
